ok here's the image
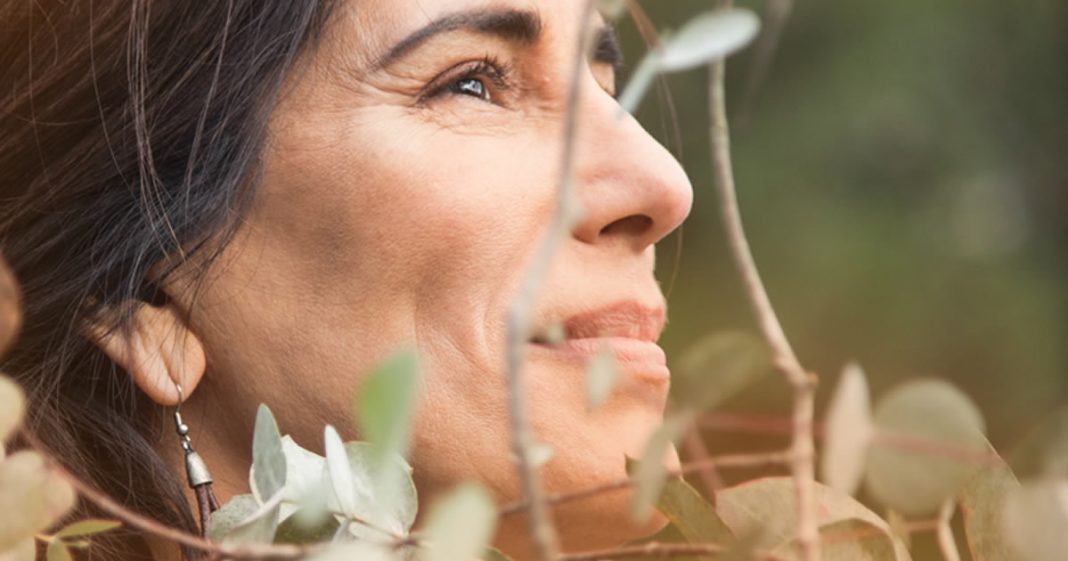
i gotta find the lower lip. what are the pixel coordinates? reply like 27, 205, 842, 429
529, 337, 670, 385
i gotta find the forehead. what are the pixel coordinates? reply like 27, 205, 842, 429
322, 0, 598, 71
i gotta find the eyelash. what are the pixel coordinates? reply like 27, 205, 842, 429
421, 56, 513, 104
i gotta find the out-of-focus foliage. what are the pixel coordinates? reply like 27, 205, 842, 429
640, 0, 1066, 451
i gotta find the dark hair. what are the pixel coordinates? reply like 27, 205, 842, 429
0, 1, 338, 557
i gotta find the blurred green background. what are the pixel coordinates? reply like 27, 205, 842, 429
632, 0, 1066, 475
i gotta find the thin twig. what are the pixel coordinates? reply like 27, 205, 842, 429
20, 428, 309, 561
683, 425, 724, 495
557, 541, 792, 561
936, 500, 962, 561
500, 450, 790, 516
504, 2, 596, 560
708, 1, 820, 560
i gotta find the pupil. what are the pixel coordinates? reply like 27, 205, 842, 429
455, 78, 485, 98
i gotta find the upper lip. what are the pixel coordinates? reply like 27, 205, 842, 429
534, 301, 666, 343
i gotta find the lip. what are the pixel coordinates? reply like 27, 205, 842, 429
529, 302, 670, 386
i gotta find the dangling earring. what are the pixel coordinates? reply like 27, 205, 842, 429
173, 383, 220, 536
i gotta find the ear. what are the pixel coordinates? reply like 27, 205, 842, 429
86, 303, 206, 406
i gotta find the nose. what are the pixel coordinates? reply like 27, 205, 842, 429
570, 79, 694, 253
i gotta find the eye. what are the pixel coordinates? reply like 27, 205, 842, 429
451, 76, 490, 100
422, 57, 512, 105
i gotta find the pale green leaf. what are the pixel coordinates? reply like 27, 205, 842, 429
669, 331, 770, 412
45, 541, 71, 561
339, 442, 418, 540
357, 350, 420, 468
0, 376, 24, 443
656, 477, 734, 546
0, 537, 34, 561
251, 404, 287, 503
278, 436, 329, 525
617, 54, 660, 114
774, 519, 900, 561
659, 9, 761, 71
324, 425, 360, 518
585, 342, 618, 411
223, 496, 282, 545
630, 411, 692, 522
866, 379, 986, 516
304, 542, 399, 561
959, 442, 1019, 561
208, 494, 260, 541
0, 451, 76, 551
1001, 477, 1068, 561
821, 362, 874, 496
415, 483, 497, 561
716, 477, 899, 552
55, 519, 122, 538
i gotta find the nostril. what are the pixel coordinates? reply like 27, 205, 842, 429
599, 214, 653, 239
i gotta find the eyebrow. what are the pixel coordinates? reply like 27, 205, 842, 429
373, 8, 624, 72
374, 8, 543, 70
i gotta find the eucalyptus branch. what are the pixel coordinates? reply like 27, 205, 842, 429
708, 1, 819, 559
499, 450, 790, 516
503, 2, 596, 560
20, 428, 310, 561
557, 541, 792, 561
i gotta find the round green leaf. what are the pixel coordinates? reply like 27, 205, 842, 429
339, 442, 418, 540
0, 376, 24, 443
1002, 477, 1068, 561
55, 519, 121, 538
716, 477, 908, 560
959, 442, 1019, 561
251, 404, 287, 503
669, 331, 770, 412
415, 483, 497, 561
866, 379, 986, 516
658, 9, 761, 72
821, 362, 874, 496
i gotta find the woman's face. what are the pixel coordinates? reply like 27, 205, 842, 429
177, 0, 691, 555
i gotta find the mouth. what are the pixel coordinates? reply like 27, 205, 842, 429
528, 301, 669, 385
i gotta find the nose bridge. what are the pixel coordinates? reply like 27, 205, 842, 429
571, 82, 694, 251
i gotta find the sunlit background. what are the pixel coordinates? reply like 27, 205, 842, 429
629, 0, 1066, 537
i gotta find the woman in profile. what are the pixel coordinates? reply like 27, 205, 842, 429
0, 1, 692, 559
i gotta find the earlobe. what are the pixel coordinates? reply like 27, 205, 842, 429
86, 303, 206, 406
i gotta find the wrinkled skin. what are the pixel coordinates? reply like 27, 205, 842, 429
160, 1, 693, 558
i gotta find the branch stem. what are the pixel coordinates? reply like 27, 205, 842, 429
21, 428, 309, 561
503, 3, 595, 560
707, 2, 819, 560
500, 450, 790, 516
558, 541, 791, 561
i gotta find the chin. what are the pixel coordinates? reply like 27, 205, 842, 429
493, 441, 680, 561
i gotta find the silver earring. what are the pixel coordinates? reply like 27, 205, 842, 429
173, 384, 219, 536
